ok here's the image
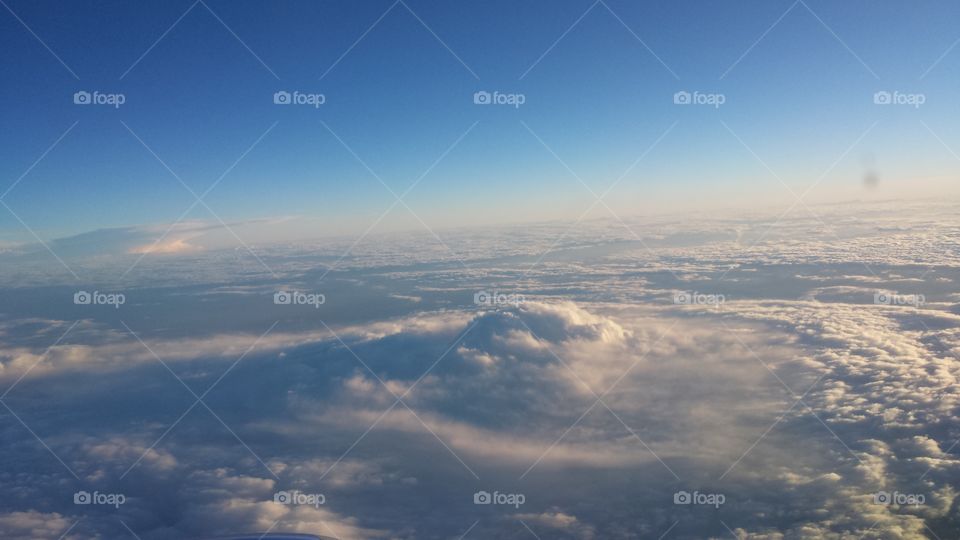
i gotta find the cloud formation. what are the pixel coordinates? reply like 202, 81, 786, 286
1, 202, 959, 538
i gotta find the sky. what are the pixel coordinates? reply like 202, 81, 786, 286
2, 0, 960, 246
2, 4, 960, 539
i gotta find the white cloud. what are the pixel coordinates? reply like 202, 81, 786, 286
3, 201, 960, 538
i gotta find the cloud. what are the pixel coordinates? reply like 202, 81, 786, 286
0, 512, 73, 539
3, 301, 785, 538
514, 511, 596, 539
3, 202, 960, 538
129, 237, 200, 255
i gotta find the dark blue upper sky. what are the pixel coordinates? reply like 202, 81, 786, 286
2, 0, 959, 242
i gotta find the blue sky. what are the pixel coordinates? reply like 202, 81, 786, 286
2, 0, 959, 243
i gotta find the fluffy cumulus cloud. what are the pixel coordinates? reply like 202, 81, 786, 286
713, 301, 960, 538
0, 300, 777, 538
1, 202, 959, 538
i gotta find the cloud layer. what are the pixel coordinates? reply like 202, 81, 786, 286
1, 202, 959, 538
